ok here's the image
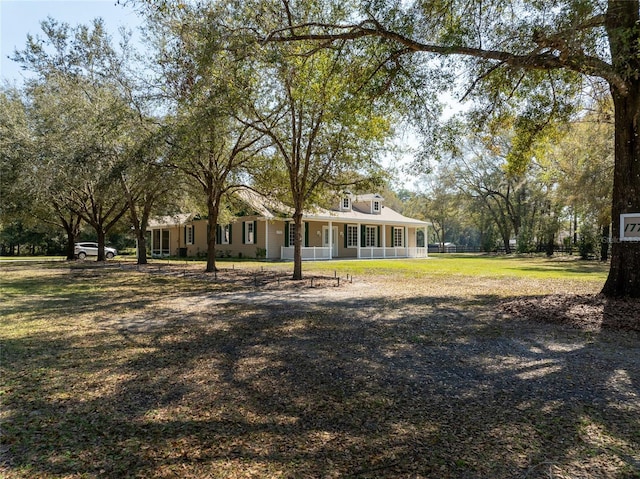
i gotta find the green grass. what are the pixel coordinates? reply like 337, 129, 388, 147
295, 254, 609, 281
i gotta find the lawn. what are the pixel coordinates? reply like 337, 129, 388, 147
1, 257, 638, 478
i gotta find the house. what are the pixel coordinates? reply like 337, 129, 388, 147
147, 191, 430, 260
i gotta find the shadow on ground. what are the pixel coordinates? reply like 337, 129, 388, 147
1, 265, 639, 478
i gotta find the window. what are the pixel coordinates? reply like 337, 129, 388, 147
393, 227, 404, 247
346, 224, 358, 248
342, 197, 351, 210
185, 225, 195, 245
288, 223, 296, 247
219, 225, 230, 245
373, 201, 381, 213
288, 222, 306, 246
244, 221, 254, 244
365, 226, 377, 247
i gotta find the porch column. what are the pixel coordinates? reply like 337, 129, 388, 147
328, 221, 333, 259
424, 225, 428, 257
405, 226, 408, 256
382, 225, 386, 258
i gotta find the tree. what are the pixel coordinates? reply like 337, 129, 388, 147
547, 107, 614, 260
118, 125, 178, 265
245, 7, 393, 279
264, 0, 640, 296
150, 3, 269, 272
12, 18, 151, 261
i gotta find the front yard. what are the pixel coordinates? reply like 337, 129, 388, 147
1, 257, 638, 478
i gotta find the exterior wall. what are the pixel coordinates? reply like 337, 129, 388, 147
408, 227, 417, 248
189, 219, 208, 257
152, 216, 274, 259
337, 223, 358, 258
265, 219, 285, 259
306, 221, 323, 248
151, 216, 427, 259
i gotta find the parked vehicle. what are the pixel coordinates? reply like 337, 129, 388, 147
74, 242, 117, 259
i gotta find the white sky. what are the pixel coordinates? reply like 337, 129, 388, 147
1, 0, 142, 83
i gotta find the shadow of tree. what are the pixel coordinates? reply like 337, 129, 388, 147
1, 266, 639, 478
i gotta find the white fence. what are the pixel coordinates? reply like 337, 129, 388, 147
281, 246, 427, 260
358, 247, 427, 259
281, 246, 332, 260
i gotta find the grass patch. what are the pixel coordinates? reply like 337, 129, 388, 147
301, 254, 609, 280
1, 259, 636, 479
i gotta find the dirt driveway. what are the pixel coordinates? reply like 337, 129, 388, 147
2, 263, 639, 478
130, 268, 640, 478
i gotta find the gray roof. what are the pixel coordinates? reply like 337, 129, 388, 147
302, 205, 429, 226
148, 191, 428, 228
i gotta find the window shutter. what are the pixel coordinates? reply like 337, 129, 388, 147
242, 222, 246, 244
253, 220, 257, 244
304, 223, 309, 247
361, 225, 366, 246
216, 225, 221, 244
228, 224, 232, 244
284, 223, 290, 247
344, 224, 348, 248
192, 225, 195, 244
184, 226, 187, 244
377, 226, 381, 247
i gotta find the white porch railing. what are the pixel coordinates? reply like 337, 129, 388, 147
281, 246, 427, 260
359, 247, 427, 259
281, 246, 332, 260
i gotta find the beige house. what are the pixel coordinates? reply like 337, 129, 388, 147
148, 192, 429, 260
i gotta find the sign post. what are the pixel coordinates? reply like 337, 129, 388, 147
620, 214, 640, 241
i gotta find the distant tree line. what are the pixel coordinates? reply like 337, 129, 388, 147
1, 0, 633, 297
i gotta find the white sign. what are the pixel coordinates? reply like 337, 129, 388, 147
620, 214, 640, 241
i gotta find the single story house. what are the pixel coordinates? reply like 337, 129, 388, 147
148, 191, 430, 260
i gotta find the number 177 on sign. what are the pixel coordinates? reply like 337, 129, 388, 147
621, 214, 640, 240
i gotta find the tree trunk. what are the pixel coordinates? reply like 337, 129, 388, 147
292, 210, 303, 280
205, 195, 220, 273
600, 224, 610, 262
545, 235, 554, 257
65, 228, 76, 260
136, 229, 148, 265
601, 86, 640, 296
601, 2, 640, 297
502, 235, 511, 254
61, 214, 81, 261
97, 229, 106, 262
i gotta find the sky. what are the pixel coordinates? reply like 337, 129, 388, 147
1, 0, 143, 83
0, 0, 453, 190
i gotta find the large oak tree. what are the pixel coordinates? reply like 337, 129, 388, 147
263, 0, 640, 297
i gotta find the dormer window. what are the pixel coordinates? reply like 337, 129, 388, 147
373, 200, 381, 214
341, 197, 351, 211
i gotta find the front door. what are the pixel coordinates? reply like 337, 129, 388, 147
322, 226, 338, 258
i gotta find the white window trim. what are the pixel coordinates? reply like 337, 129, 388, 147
393, 227, 404, 247
186, 225, 195, 245
346, 224, 358, 248
372, 200, 381, 213
288, 221, 305, 246
365, 225, 377, 247
245, 221, 255, 244
220, 224, 230, 245
342, 197, 351, 210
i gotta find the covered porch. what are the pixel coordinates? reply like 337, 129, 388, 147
280, 219, 429, 261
